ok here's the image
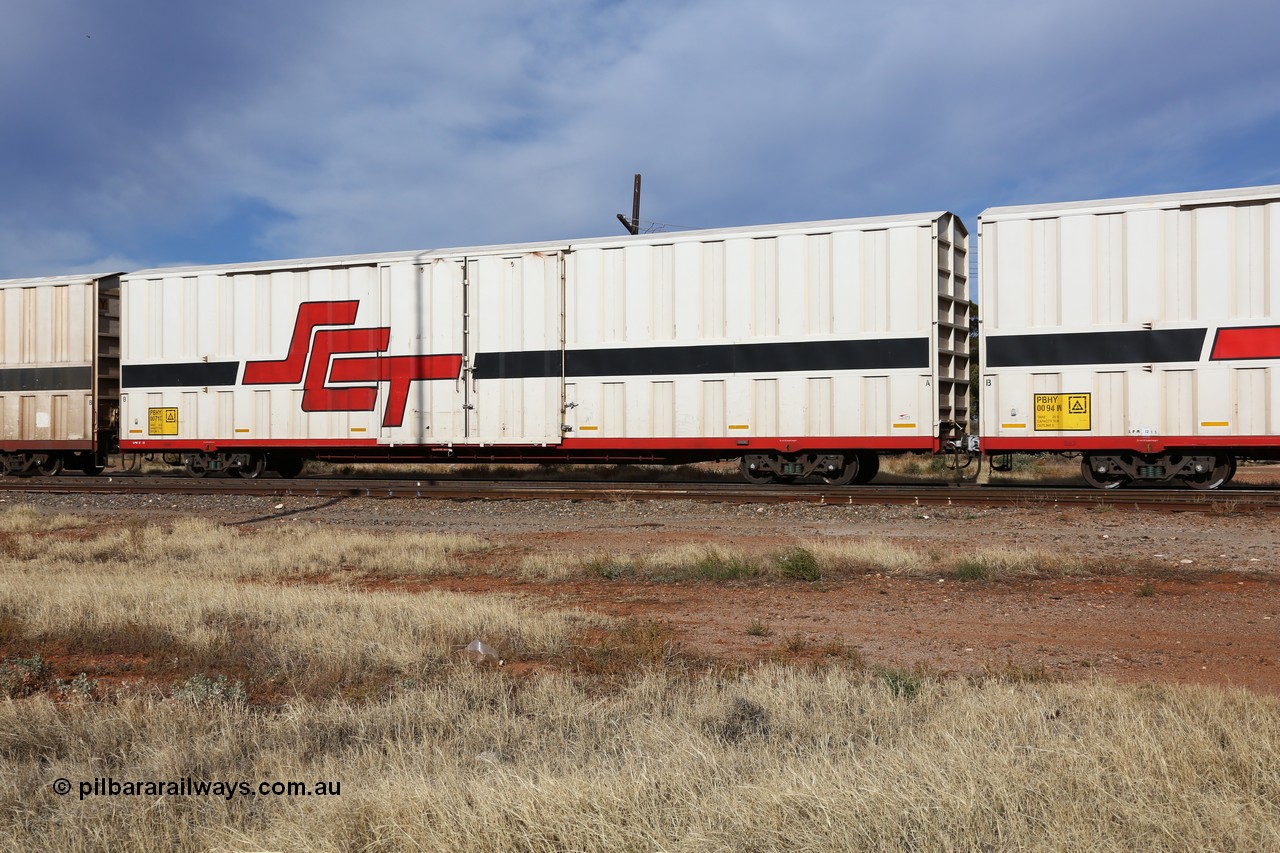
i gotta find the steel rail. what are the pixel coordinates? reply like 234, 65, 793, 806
1, 474, 1278, 513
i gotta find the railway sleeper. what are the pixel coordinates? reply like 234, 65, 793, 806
1081, 452, 1235, 490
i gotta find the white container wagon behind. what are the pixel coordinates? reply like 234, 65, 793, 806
979, 184, 1280, 488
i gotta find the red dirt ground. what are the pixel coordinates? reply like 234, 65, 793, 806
418, 571, 1279, 694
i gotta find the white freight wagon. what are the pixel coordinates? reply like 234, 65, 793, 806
979, 184, 1280, 488
119, 212, 970, 482
0, 273, 119, 475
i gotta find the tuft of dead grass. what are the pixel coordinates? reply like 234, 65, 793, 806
953, 546, 1088, 581
0, 505, 85, 533
808, 537, 924, 575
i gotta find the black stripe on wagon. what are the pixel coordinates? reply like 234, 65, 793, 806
474, 338, 930, 380
122, 362, 241, 388
0, 366, 93, 392
985, 329, 1207, 368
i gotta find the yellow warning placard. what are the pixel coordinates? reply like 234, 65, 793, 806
148, 407, 179, 436
1034, 394, 1090, 431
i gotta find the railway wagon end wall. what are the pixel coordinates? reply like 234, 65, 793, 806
0, 273, 119, 476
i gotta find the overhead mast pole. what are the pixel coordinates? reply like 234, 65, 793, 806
616, 173, 641, 235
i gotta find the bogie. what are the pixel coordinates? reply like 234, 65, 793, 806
1079, 453, 1236, 490
739, 452, 879, 486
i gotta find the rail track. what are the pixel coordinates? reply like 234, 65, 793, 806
2, 472, 1278, 513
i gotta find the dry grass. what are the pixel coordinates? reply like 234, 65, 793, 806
808, 537, 924, 574
0, 506, 86, 533
1, 669, 1277, 851
953, 545, 1089, 581
1, 515, 1277, 849
4, 517, 487, 581
516, 537, 1093, 583
0, 520, 595, 701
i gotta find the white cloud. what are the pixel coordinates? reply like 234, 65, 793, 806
2, 0, 1280, 279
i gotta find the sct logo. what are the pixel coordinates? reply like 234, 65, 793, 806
242, 300, 462, 428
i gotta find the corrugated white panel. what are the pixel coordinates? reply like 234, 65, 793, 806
1234, 368, 1269, 435
724, 239, 753, 340
807, 378, 832, 435
753, 379, 777, 436
1197, 368, 1232, 434
624, 246, 651, 342
1193, 207, 1231, 324
603, 249, 625, 343
862, 377, 887, 434
0, 292, 9, 365
602, 382, 625, 436
699, 241, 726, 338
620, 380, 648, 437
19, 396, 33, 436
1166, 213, 1193, 322
776, 235, 805, 336
1030, 218, 1060, 328
805, 234, 833, 336
651, 381, 674, 436
1162, 370, 1194, 435
255, 390, 271, 439
860, 229, 889, 332
888, 226, 925, 333
701, 380, 725, 435
1094, 215, 1125, 324
1125, 210, 1161, 324
650, 245, 675, 341
1093, 373, 1127, 436
216, 390, 234, 437
182, 391, 199, 440
752, 238, 778, 337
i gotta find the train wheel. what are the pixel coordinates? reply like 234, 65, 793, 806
819, 456, 859, 486
70, 452, 104, 476
269, 454, 306, 479
739, 457, 777, 485
230, 454, 266, 479
1184, 456, 1233, 491
34, 454, 64, 476
1080, 457, 1127, 490
851, 452, 880, 484
184, 457, 210, 478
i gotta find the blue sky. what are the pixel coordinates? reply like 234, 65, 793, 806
3, 1, 1279, 280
